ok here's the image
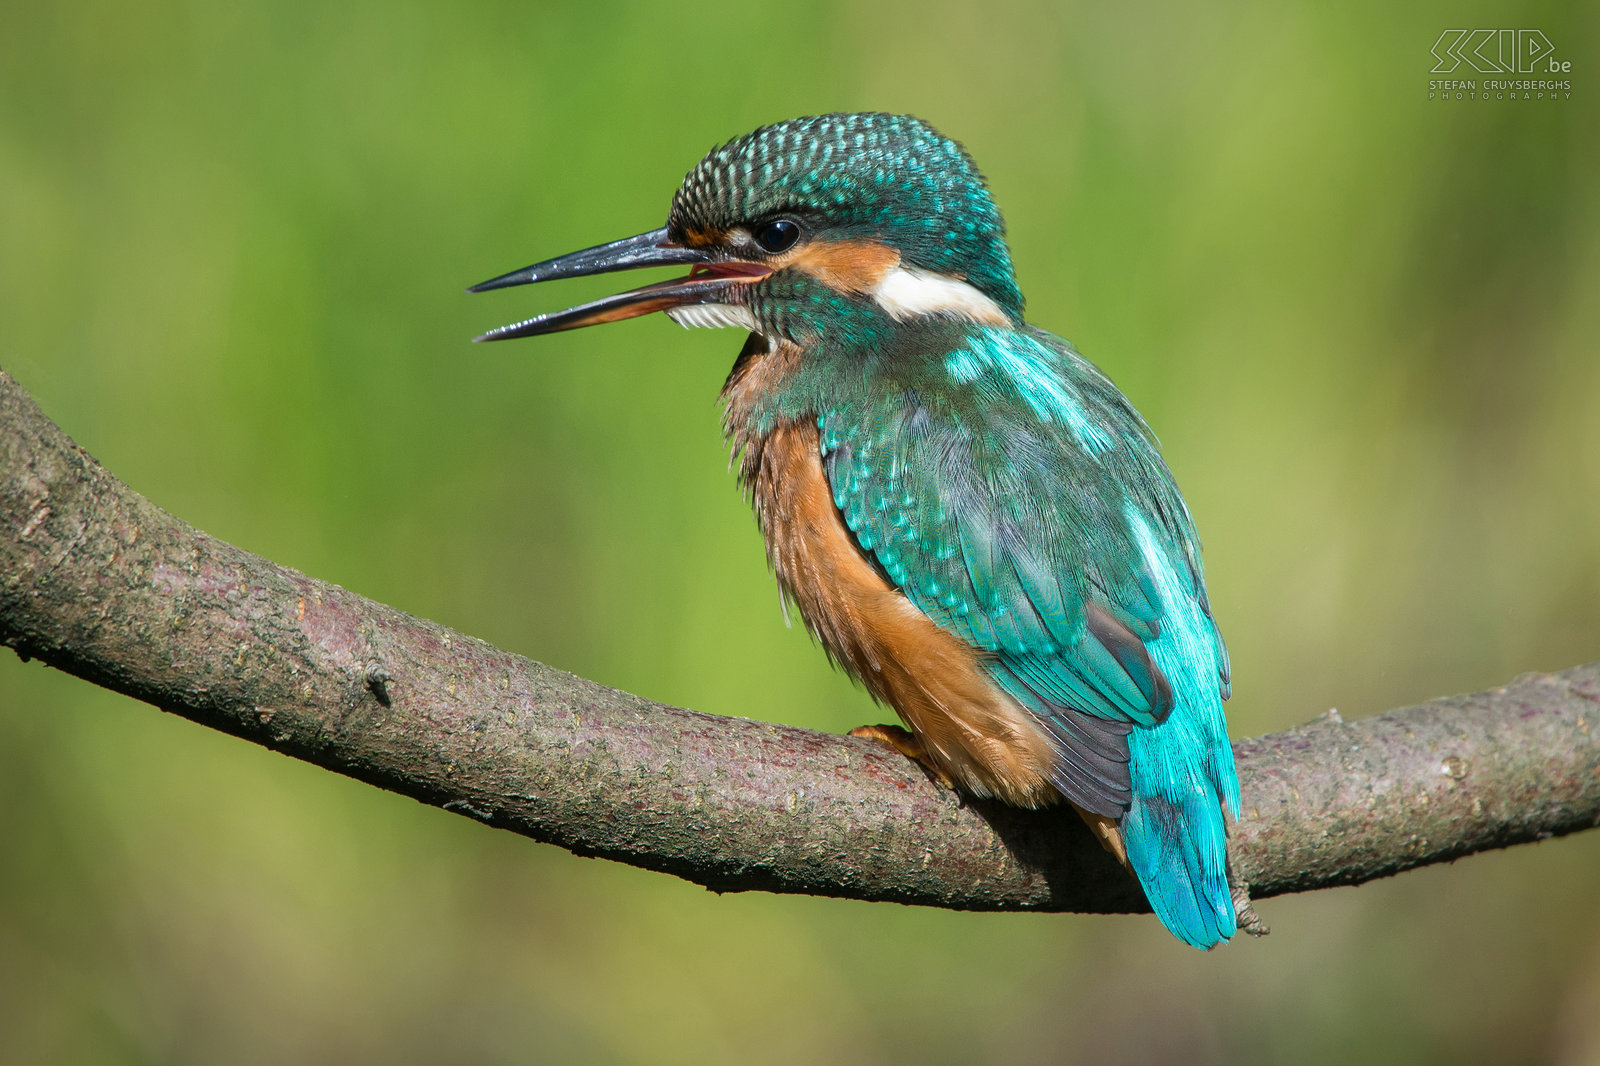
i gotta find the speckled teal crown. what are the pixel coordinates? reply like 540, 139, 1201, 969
668, 113, 1023, 319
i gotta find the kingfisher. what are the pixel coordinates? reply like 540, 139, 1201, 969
470, 113, 1243, 948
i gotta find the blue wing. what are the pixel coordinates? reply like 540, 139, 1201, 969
820, 324, 1239, 946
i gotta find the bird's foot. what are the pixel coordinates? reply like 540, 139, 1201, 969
848, 723, 957, 792
1226, 855, 1270, 938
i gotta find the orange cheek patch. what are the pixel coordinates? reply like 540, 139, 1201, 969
681, 226, 725, 248
789, 239, 901, 295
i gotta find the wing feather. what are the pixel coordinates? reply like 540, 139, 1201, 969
818, 325, 1226, 816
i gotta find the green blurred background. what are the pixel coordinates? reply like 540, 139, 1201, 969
2, 0, 1597, 1062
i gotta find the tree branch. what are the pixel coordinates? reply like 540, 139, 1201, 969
3, 365, 1597, 916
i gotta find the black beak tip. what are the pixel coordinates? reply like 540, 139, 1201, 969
467, 227, 719, 344
467, 270, 532, 295
466, 227, 706, 299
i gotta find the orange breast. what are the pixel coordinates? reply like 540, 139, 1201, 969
746, 419, 1064, 808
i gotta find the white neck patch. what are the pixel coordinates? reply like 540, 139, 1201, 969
871, 266, 1011, 326
666, 303, 760, 331
665, 267, 1010, 332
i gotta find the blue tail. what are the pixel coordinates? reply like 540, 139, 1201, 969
1123, 721, 1238, 948
1119, 508, 1241, 949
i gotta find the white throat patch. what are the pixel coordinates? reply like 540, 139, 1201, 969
666, 304, 760, 331
870, 266, 1010, 326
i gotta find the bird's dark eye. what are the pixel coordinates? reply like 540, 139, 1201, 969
753, 218, 801, 254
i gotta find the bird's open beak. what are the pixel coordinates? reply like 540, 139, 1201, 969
468, 227, 769, 342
